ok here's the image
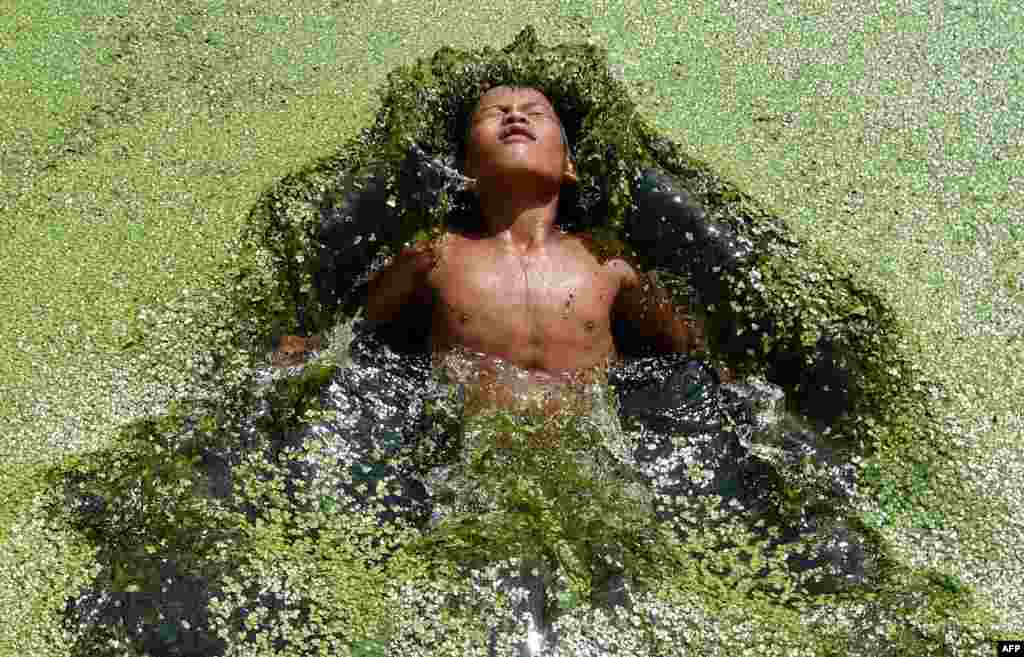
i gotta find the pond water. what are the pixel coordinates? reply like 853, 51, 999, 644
45, 26, 993, 657
56, 318, 872, 656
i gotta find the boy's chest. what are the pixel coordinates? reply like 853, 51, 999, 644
427, 236, 621, 341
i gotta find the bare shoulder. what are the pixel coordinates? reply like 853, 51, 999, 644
397, 232, 453, 273
365, 237, 438, 322
402, 236, 440, 260
602, 256, 640, 289
561, 232, 639, 289
424, 230, 468, 276
382, 241, 436, 284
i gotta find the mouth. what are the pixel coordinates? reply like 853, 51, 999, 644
500, 126, 535, 142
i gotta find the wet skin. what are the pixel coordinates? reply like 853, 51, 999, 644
427, 228, 633, 416
337, 87, 701, 415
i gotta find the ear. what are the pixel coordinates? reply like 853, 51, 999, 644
462, 153, 479, 195
563, 157, 578, 185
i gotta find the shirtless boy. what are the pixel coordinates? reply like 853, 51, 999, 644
362, 85, 704, 418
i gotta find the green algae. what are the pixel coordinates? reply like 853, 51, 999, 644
39, 26, 1002, 656
409, 396, 659, 606
43, 344, 999, 654
213, 25, 934, 461
208, 22, 957, 548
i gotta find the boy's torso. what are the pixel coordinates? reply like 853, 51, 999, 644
424, 229, 625, 416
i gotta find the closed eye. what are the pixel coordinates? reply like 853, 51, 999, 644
478, 105, 551, 119
481, 110, 548, 117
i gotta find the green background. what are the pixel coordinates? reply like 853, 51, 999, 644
1, 0, 1021, 652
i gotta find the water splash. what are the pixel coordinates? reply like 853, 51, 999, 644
407, 140, 477, 196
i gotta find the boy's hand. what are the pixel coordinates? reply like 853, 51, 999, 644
271, 335, 322, 368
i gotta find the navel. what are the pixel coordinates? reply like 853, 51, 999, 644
459, 311, 471, 324
584, 320, 596, 332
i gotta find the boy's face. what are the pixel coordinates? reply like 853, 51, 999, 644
464, 86, 575, 190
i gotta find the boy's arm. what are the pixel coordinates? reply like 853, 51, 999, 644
270, 242, 433, 368
608, 259, 705, 355
364, 242, 436, 324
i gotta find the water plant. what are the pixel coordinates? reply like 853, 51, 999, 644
42, 26, 998, 656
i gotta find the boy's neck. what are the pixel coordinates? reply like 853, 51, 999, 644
476, 191, 561, 253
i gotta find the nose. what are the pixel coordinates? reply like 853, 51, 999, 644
503, 108, 529, 124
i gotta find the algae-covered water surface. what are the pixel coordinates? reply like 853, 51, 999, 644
33, 28, 1002, 656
